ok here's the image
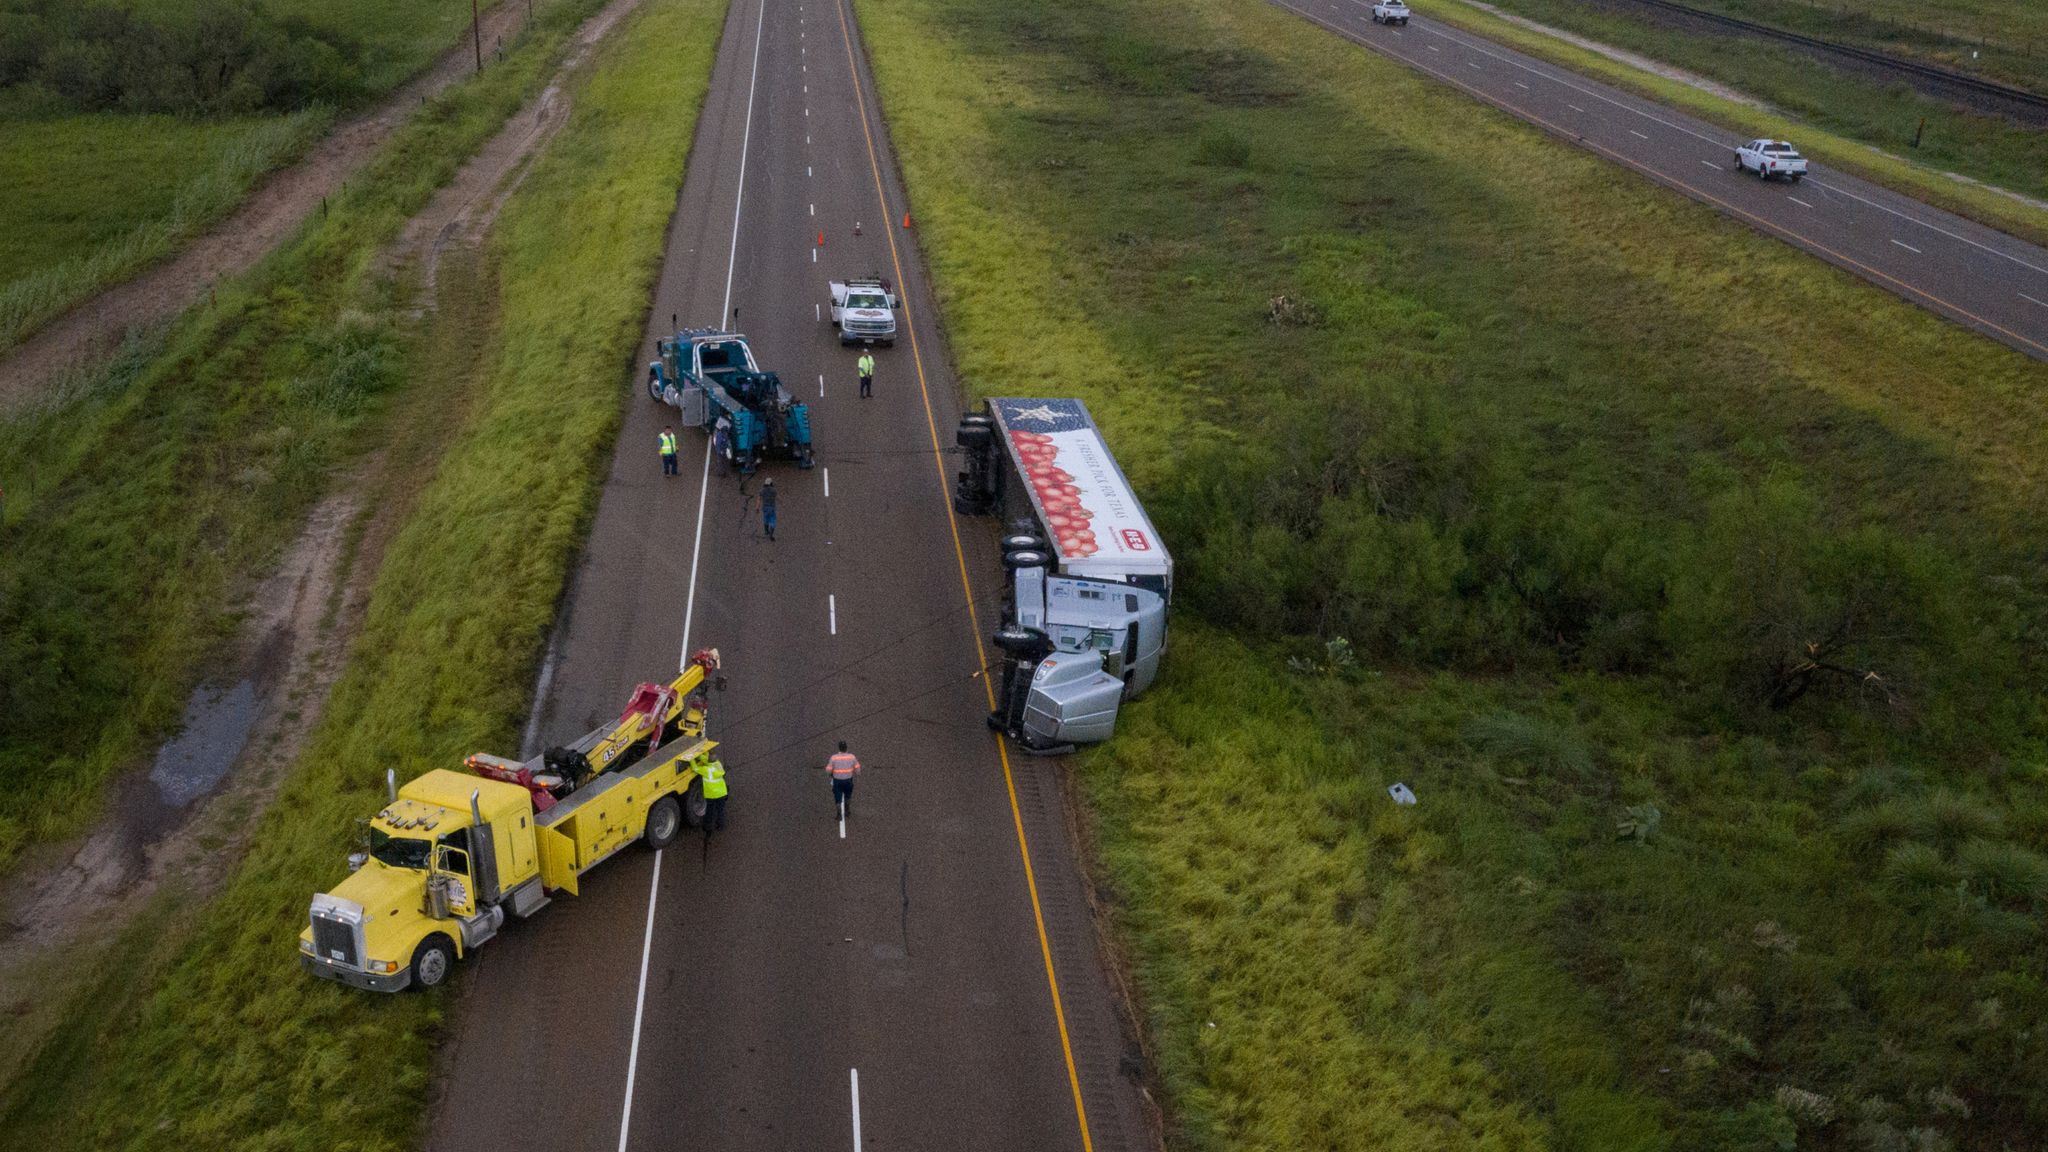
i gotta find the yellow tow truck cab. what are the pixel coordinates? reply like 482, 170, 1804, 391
301, 651, 723, 991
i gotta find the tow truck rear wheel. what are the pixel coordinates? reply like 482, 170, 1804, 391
645, 796, 683, 849
680, 778, 708, 828
410, 934, 456, 991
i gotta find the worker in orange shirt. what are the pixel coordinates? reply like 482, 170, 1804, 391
826, 741, 860, 819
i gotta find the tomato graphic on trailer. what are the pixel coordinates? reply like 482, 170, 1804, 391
992, 399, 1171, 583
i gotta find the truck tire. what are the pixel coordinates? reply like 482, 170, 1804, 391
1790, 172, 1802, 183
680, 778, 708, 828
645, 796, 683, 849
648, 375, 665, 403
410, 934, 456, 991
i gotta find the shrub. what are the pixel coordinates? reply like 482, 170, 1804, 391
0, 0, 367, 115
1193, 125, 1249, 167
1957, 838, 2048, 908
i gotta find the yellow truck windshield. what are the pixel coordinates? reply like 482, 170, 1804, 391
369, 829, 432, 870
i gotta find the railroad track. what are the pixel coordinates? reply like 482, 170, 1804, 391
1607, 0, 2048, 116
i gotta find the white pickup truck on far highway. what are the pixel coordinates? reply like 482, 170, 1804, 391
1371, 0, 1410, 24
1735, 139, 1807, 182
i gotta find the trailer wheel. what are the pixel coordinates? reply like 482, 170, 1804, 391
410, 935, 456, 991
645, 796, 683, 849
679, 778, 708, 828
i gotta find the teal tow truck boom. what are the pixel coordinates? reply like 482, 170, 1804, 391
647, 329, 814, 473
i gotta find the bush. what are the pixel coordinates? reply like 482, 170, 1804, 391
0, 0, 366, 115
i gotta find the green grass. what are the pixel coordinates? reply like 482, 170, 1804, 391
0, 109, 329, 347
0, 0, 596, 875
1642, 0, 2048, 93
0, 0, 519, 350
852, 0, 2048, 1144
1428, 0, 2048, 243
0, 0, 723, 1142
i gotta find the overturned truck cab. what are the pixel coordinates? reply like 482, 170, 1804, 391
954, 398, 1171, 752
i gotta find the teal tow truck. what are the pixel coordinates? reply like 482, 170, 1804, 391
647, 329, 815, 473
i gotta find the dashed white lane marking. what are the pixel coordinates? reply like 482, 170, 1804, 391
824, 467, 831, 498
1514, 80, 1529, 89
1466, 61, 1481, 70
1628, 129, 1648, 139
1426, 44, 1439, 51
1891, 239, 1922, 253
1567, 103, 1585, 112
1699, 159, 1720, 169
811, 203, 816, 215
829, 594, 838, 635
808, 164, 813, 174
1788, 195, 1813, 208
806, 108, 810, 116
819, 372, 826, 396
812, 247, 818, 263
850, 1069, 863, 1151
2021, 292, 2048, 309
816, 303, 821, 321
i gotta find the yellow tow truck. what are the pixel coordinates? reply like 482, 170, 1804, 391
300, 650, 724, 991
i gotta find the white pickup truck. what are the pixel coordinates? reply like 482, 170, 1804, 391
1371, 0, 1410, 24
1734, 139, 1807, 182
829, 277, 898, 346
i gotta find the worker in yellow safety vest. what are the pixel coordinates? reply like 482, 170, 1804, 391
826, 741, 860, 818
856, 352, 875, 399
659, 426, 679, 477
697, 756, 728, 831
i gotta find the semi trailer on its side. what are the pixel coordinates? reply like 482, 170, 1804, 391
954, 398, 1170, 751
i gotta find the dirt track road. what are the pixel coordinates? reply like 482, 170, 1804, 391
0, 0, 531, 408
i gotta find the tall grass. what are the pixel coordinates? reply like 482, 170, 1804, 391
0, 0, 723, 1142
0, 109, 329, 348
1648, 0, 2048, 92
0, 0, 592, 874
852, 0, 2048, 1143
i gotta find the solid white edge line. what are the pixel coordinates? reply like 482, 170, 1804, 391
624, 0, 768, 1148
851, 1068, 863, 1152
616, 851, 665, 1152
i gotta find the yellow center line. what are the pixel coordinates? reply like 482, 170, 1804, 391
827, 1, 1097, 1148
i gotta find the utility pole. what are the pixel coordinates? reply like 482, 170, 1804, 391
472, 0, 484, 74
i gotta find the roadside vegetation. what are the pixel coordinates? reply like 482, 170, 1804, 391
856, 0, 2048, 1146
1430, 0, 2048, 233
0, 0, 723, 1143
0, 0, 509, 349
0, 0, 583, 873
1632, 0, 2048, 93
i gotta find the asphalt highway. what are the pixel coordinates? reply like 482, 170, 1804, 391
1275, 0, 2048, 362
425, 1, 1152, 1149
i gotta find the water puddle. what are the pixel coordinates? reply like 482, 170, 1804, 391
147, 679, 260, 808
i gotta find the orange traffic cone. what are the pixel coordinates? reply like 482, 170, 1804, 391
816, 230, 824, 246
901, 213, 911, 229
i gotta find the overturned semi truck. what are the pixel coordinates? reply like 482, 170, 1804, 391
954, 398, 1171, 751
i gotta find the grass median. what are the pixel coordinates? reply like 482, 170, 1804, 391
854, 0, 2048, 1145
0, 0, 723, 1142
